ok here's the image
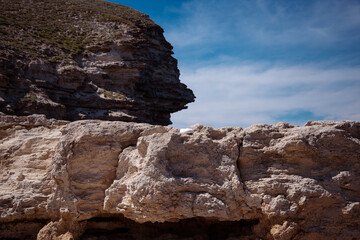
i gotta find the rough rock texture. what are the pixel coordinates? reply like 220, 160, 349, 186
1, 114, 359, 240
0, 0, 195, 125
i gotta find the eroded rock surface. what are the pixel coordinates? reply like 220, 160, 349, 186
0, 0, 195, 125
0, 114, 359, 239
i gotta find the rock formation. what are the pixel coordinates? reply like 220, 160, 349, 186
0, 114, 359, 240
0, 0, 195, 125
1, 0, 360, 239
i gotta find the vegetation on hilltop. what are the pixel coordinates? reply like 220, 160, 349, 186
0, 0, 156, 60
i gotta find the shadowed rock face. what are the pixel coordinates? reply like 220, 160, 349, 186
0, 0, 195, 125
0, 114, 359, 240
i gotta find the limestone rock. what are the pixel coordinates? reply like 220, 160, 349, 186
240, 121, 360, 239
0, 114, 359, 239
103, 124, 260, 223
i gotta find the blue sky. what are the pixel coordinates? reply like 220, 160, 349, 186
110, 0, 360, 128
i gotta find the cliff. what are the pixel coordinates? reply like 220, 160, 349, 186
0, 114, 359, 240
1, 1, 360, 239
0, 0, 195, 125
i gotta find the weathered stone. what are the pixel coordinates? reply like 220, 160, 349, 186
103, 124, 260, 223
0, 114, 359, 239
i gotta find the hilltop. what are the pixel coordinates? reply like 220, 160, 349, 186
0, 0, 195, 125
0, 0, 155, 59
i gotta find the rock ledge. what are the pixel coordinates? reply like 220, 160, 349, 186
0, 114, 359, 240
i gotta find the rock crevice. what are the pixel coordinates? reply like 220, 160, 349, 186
235, 137, 247, 193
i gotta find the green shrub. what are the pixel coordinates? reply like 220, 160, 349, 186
103, 90, 126, 99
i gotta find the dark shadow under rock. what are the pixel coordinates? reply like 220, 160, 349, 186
80, 215, 259, 240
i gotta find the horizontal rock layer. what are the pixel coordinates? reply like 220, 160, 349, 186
0, 0, 195, 125
0, 114, 359, 240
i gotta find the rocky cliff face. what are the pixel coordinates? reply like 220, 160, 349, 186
0, 0, 194, 125
1, 1, 359, 239
0, 114, 359, 240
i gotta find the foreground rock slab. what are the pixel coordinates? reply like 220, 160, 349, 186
0, 114, 359, 240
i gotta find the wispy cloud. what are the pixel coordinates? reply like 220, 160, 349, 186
164, 1, 226, 47
166, 0, 360, 128
165, 0, 360, 48
245, 0, 360, 46
171, 62, 360, 128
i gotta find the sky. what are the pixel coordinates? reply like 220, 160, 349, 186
109, 0, 360, 128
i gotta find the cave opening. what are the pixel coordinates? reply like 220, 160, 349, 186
80, 214, 259, 240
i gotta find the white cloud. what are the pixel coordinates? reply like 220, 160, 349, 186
165, 1, 227, 47
171, 63, 360, 128
164, 0, 360, 128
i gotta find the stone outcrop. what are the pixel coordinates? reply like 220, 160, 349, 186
1, 1, 359, 239
0, 0, 195, 125
1, 114, 359, 240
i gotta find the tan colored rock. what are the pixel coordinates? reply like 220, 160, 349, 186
0, 114, 359, 239
270, 221, 298, 240
104, 124, 260, 223
0, 114, 66, 223
49, 120, 166, 221
37, 219, 86, 240
240, 121, 360, 239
